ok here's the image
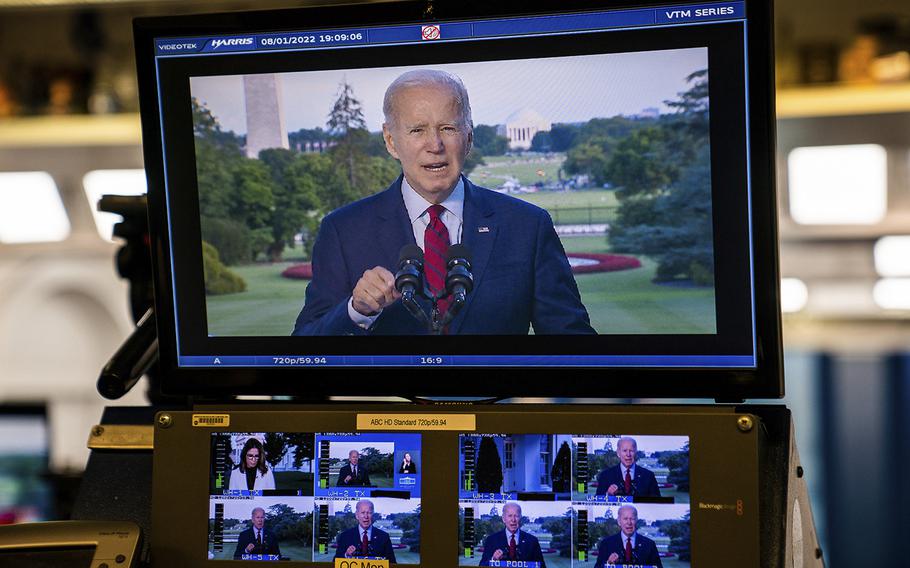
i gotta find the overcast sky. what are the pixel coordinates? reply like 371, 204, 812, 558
191, 47, 707, 135
328, 441, 394, 460
574, 435, 689, 454
586, 503, 690, 523
462, 501, 572, 520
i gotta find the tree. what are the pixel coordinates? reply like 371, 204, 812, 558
530, 130, 552, 152
610, 147, 713, 282
606, 69, 714, 283
395, 507, 421, 553
327, 78, 370, 189
604, 127, 675, 199
564, 141, 610, 186
263, 433, 288, 470
548, 123, 579, 152
542, 512, 572, 557
284, 433, 314, 470
660, 513, 691, 561
463, 147, 485, 175
473, 124, 509, 156
327, 78, 367, 136
550, 441, 572, 493
259, 149, 323, 261
658, 442, 690, 492
476, 437, 504, 493
201, 241, 246, 295
359, 446, 393, 477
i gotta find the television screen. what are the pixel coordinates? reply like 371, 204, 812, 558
207, 431, 422, 562
0, 406, 52, 524
135, 0, 781, 398
457, 433, 690, 567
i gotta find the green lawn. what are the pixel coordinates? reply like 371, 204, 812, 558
206, 261, 306, 337
516, 189, 619, 210
206, 234, 715, 336
561, 235, 715, 334
469, 154, 565, 186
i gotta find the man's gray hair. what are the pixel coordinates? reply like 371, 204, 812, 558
252, 507, 265, 516
356, 499, 374, 513
502, 502, 522, 517
383, 69, 473, 129
617, 437, 638, 451
617, 505, 638, 520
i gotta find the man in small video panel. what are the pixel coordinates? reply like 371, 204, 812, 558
334, 499, 397, 562
479, 502, 546, 567
337, 450, 372, 487
593, 505, 662, 568
595, 437, 661, 498
292, 69, 594, 336
232, 507, 282, 559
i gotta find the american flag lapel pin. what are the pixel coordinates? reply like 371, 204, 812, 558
478, 226, 490, 233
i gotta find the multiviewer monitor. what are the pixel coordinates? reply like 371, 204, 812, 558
152, 405, 768, 566
133, 0, 782, 398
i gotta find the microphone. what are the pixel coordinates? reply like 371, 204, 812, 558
395, 244, 424, 298
444, 244, 473, 317
395, 245, 428, 325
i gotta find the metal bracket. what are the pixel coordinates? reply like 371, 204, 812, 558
87, 424, 154, 450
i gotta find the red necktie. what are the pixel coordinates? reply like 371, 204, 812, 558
509, 533, 517, 560
256, 530, 262, 549
625, 537, 632, 562
424, 204, 450, 317
624, 469, 632, 494
361, 530, 369, 555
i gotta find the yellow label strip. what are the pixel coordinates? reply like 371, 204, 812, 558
356, 413, 475, 431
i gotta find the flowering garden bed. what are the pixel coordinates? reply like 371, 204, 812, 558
281, 252, 639, 280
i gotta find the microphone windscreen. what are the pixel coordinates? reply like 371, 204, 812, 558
399, 244, 424, 264
447, 243, 472, 264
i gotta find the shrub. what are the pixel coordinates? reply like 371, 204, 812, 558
201, 216, 252, 265
202, 241, 247, 295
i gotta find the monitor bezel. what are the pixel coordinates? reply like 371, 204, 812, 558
133, 0, 783, 399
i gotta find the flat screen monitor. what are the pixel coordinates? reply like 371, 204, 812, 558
205, 431, 422, 562
152, 405, 768, 566
0, 405, 52, 524
133, 0, 782, 398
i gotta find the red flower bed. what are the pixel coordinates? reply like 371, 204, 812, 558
281, 252, 639, 280
567, 252, 641, 274
282, 263, 313, 279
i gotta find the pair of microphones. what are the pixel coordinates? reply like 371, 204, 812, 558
394, 243, 474, 333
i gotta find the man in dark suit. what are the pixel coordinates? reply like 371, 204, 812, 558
334, 499, 397, 562
337, 450, 372, 487
479, 502, 546, 567
595, 437, 661, 498
593, 506, 662, 568
292, 69, 593, 336
232, 507, 281, 559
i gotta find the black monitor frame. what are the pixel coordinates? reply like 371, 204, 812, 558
133, 0, 782, 400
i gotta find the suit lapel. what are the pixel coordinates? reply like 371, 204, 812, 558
450, 178, 496, 334
377, 176, 417, 270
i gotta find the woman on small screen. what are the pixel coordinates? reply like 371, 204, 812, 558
229, 438, 276, 491
398, 452, 417, 474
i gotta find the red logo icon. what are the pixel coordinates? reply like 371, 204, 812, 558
421, 25, 441, 40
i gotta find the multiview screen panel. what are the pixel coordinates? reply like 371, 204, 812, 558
137, 0, 782, 396
207, 432, 422, 563
458, 433, 690, 568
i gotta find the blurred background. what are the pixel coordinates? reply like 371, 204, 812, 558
1, 0, 909, 565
